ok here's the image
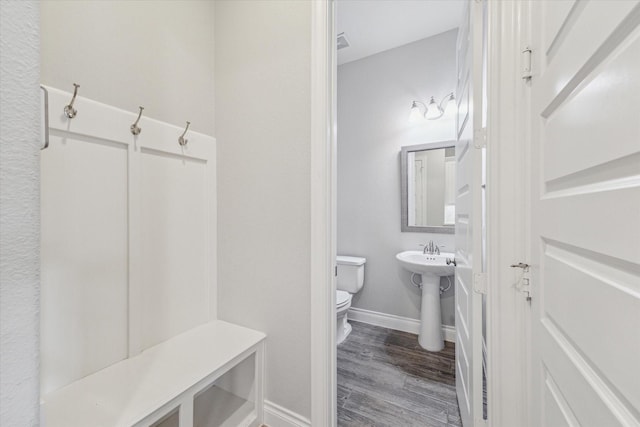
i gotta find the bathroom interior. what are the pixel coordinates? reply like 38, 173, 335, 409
32, 0, 483, 426
334, 1, 481, 426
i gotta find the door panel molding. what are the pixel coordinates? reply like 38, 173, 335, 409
530, 1, 640, 426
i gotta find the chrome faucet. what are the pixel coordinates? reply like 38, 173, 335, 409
422, 240, 440, 255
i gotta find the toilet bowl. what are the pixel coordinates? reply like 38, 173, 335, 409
336, 255, 366, 345
336, 290, 352, 344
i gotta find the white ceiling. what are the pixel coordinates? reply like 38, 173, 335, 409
337, 0, 464, 65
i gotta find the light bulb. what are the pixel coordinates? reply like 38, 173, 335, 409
443, 93, 455, 113
409, 101, 423, 122
425, 96, 444, 120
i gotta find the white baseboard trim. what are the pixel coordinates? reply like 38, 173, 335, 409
348, 307, 456, 343
442, 324, 456, 343
263, 400, 311, 427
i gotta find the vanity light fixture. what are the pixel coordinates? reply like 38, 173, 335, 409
409, 92, 455, 121
409, 101, 426, 122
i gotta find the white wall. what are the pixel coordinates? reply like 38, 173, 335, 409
40, 0, 215, 135
338, 30, 458, 326
215, 0, 312, 419
0, 1, 41, 425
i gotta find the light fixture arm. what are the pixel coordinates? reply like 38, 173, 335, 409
409, 100, 429, 121
411, 100, 428, 110
428, 92, 456, 120
438, 92, 455, 110
409, 92, 455, 122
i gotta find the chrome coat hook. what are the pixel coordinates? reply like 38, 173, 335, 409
178, 121, 190, 146
130, 106, 144, 135
64, 83, 80, 119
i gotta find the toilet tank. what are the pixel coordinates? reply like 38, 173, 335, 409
336, 255, 366, 293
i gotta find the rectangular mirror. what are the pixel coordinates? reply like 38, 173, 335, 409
401, 141, 456, 233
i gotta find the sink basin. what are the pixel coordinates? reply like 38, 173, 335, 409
396, 250, 455, 352
396, 250, 455, 277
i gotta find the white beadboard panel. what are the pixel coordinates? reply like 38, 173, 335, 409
543, 33, 640, 184
540, 187, 640, 265
538, 1, 639, 118
139, 150, 210, 351
543, 242, 640, 411
40, 86, 217, 393
41, 133, 129, 395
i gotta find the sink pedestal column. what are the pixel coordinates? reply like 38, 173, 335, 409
419, 274, 444, 352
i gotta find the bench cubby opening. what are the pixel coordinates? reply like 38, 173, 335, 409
194, 353, 257, 427
151, 409, 180, 427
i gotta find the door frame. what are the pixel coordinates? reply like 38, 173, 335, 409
309, 1, 532, 426
310, 1, 337, 426
485, 0, 532, 426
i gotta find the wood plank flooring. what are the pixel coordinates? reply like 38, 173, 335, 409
337, 321, 461, 427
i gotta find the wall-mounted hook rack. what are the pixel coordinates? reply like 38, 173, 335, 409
130, 106, 144, 135
63, 83, 80, 119
178, 121, 190, 146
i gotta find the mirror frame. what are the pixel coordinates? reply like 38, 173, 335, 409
400, 141, 456, 233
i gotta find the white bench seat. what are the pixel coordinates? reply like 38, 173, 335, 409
42, 321, 266, 427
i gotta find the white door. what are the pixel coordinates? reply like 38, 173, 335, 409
455, 0, 485, 426
529, 1, 640, 426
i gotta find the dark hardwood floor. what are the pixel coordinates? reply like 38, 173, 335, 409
337, 321, 461, 427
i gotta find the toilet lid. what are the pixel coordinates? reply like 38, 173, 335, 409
336, 290, 351, 307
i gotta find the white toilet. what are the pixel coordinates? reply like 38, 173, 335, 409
336, 255, 366, 345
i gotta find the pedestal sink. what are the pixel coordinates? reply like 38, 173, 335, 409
396, 250, 455, 351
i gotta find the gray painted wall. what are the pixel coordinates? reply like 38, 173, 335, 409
0, 1, 41, 424
215, 0, 312, 418
40, 0, 215, 135
338, 30, 458, 326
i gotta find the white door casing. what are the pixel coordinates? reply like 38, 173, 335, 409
310, 0, 337, 425
529, 1, 640, 426
455, 0, 485, 425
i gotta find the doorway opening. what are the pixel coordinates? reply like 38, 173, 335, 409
331, 1, 487, 426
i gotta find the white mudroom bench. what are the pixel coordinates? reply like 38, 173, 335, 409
41, 321, 265, 427
39, 88, 264, 427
